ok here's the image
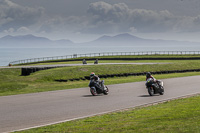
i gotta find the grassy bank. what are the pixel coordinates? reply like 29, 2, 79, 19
16, 94, 200, 133
23, 60, 200, 82
1, 55, 200, 96
1, 60, 200, 95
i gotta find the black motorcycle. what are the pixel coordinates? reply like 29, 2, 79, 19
145, 78, 164, 96
89, 80, 109, 96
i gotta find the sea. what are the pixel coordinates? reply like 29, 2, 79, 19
1, 45, 200, 66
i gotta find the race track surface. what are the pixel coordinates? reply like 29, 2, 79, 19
0, 76, 200, 132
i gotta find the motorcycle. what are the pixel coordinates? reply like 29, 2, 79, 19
89, 80, 109, 96
145, 78, 164, 96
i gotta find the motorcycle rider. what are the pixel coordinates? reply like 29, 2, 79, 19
146, 72, 157, 82
90, 72, 100, 81
146, 72, 161, 86
90, 72, 105, 92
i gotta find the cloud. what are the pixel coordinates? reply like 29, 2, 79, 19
0, 0, 44, 31
3, 27, 14, 34
17, 26, 31, 33
0, 1, 179, 36
84, 2, 131, 33
85, 1, 179, 34
82, 1, 200, 34
87, 2, 130, 22
38, 15, 88, 34
1, 0, 200, 40
193, 15, 200, 25
38, 1, 200, 36
130, 9, 178, 32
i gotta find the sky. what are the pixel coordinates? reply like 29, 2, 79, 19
1, 0, 200, 43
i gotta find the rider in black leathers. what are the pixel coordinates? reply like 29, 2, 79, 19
146, 72, 161, 87
146, 72, 157, 82
90, 72, 104, 92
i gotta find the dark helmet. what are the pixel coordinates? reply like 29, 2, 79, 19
146, 72, 151, 78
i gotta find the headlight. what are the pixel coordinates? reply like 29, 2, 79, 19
161, 82, 164, 86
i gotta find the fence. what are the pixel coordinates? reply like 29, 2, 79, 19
9, 51, 200, 65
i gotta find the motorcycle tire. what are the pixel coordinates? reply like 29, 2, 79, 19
148, 87, 154, 96
90, 88, 98, 96
159, 86, 164, 95
103, 86, 109, 95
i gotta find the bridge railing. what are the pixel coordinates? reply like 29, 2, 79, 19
9, 51, 200, 65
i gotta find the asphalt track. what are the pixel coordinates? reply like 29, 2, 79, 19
0, 75, 200, 133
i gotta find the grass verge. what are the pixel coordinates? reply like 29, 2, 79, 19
16, 94, 200, 133
1, 59, 200, 96
0, 70, 200, 96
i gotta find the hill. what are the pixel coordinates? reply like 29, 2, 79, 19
83, 33, 200, 46
0, 34, 74, 48
0, 33, 199, 48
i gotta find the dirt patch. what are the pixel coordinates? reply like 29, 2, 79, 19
80, 68, 88, 72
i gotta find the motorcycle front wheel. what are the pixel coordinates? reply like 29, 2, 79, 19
159, 86, 164, 95
103, 86, 109, 95
90, 87, 98, 96
148, 87, 154, 96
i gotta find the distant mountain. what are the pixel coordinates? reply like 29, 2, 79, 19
0, 34, 74, 48
83, 33, 200, 46
84, 33, 151, 46
1, 34, 50, 41
94, 33, 143, 42
0, 33, 199, 48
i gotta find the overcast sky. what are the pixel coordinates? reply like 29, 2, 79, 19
1, 0, 200, 42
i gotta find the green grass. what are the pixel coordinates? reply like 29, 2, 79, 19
30, 60, 200, 81
16, 94, 200, 133
1, 59, 200, 96
0, 70, 200, 96
1, 54, 200, 96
